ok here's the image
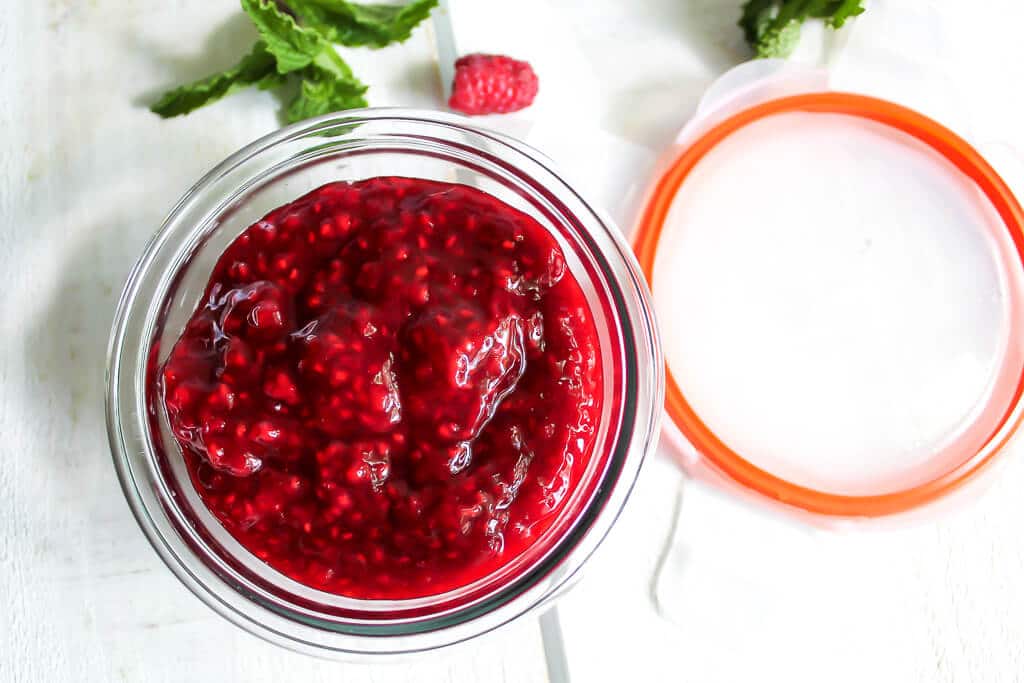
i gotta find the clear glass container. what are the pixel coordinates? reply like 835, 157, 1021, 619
635, 62, 1024, 521
105, 109, 663, 657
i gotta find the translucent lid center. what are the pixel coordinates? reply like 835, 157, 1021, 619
654, 112, 1010, 495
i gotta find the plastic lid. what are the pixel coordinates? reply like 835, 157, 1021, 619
634, 66, 1024, 517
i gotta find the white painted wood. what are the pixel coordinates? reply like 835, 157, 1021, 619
4, 0, 1024, 681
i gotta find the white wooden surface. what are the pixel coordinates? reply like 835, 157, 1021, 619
3, 1, 1024, 681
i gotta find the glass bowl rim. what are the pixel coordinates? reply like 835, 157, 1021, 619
106, 107, 663, 656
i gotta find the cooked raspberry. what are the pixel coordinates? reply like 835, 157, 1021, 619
400, 306, 527, 443
160, 178, 602, 599
298, 303, 402, 436
200, 425, 264, 476
448, 53, 539, 115
217, 280, 293, 341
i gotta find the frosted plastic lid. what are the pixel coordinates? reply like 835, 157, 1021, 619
634, 64, 1024, 517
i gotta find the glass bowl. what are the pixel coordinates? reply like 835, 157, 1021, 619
106, 109, 662, 657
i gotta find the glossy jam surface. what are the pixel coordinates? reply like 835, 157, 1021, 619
161, 178, 603, 599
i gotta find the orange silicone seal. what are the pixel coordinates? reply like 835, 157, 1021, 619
634, 92, 1024, 517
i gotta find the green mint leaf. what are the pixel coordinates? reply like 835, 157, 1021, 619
286, 68, 368, 123
738, 0, 865, 58
151, 41, 278, 117
825, 0, 865, 28
738, 0, 776, 46
805, 0, 837, 18
240, 0, 326, 73
311, 41, 358, 80
285, 48, 367, 123
756, 18, 802, 58
257, 70, 289, 91
289, 0, 438, 48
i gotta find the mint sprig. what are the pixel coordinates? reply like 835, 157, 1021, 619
150, 0, 436, 124
739, 0, 865, 58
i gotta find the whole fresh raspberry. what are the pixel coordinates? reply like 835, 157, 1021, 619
448, 53, 539, 115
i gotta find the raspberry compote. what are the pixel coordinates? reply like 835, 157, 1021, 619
161, 177, 603, 599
